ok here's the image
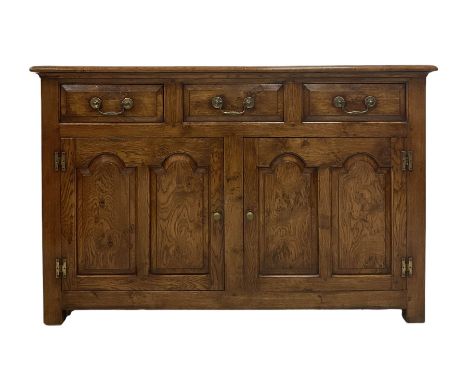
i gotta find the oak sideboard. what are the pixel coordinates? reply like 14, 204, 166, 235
31, 65, 436, 324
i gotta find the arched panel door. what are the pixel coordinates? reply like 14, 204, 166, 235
60, 138, 224, 291
244, 138, 406, 292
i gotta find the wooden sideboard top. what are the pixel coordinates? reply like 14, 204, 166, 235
30, 65, 438, 75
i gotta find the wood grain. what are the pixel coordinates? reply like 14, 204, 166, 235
318, 168, 332, 280
60, 84, 164, 123
224, 136, 244, 292
303, 83, 406, 122
243, 138, 260, 291
136, 167, 150, 278
256, 138, 391, 168
150, 154, 208, 274
245, 138, 401, 292
404, 77, 426, 323
331, 154, 391, 275
31, 65, 438, 74
62, 138, 224, 291
184, 83, 284, 122
41, 78, 64, 324
164, 81, 183, 125
60, 122, 408, 138
60, 138, 75, 291
391, 138, 407, 290
77, 154, 136, 274
284, 82, 302, 124
62, 290, 406, 309
33, 66, 434, 324
74, 138, 214, 167
259, 154, 318, 275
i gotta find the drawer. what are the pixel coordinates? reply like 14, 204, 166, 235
303, 83, 406, 122
60, 84, 164, 123
184, 84, 284, 122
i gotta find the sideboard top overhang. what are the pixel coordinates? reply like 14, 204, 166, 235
30, 65, 438, 77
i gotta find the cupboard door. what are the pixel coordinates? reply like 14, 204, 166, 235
60, 138, 224, 291
244, 138, 406, 292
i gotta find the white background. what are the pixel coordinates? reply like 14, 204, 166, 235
0, 1, 466, 381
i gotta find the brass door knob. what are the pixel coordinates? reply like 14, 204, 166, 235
246, 211, 254, 221
213, 211, 222, 221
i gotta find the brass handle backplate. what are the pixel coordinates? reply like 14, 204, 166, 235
333, 95, 376, 115
89, 96, 134, 116
246, 211, 254, 221
213, 211, 222, 221
211, 96, 255, 115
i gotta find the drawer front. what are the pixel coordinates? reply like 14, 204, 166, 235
60, 84, 164, 123
303, 83, 406, 122
184, 84, 284, 122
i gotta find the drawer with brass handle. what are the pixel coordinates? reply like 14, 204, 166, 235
183, 83, 284, 122
302, 83, 406, 122
60, 84, 164, 123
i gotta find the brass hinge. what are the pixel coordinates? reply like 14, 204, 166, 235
401, 257, 413, 278
54, 152, 66, 172
55, 258, 67, 279
401, 150, 413, 171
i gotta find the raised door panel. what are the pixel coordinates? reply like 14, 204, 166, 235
150, 154, 209, 274
77, 155, 136, 275
61, 138, 224, 291
331, 155, 391, 275
259, 154, 318, 275
244, 138, 406, 292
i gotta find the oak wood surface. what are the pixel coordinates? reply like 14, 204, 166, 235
331, 154, 391, 275
41, 79, 64, 325
150, 154, 209, 274
303, 83, 406, 122
224, 136, 244, 292
244, 138, 405, 292
60, 122, 409, 138
30, 65, 438, 74
34, 65, 434, 324
77, 154, 136, 275
404, 78, 426, 322
184, 83, 284, 122
61, 138, 224, 291
391, 138, 407, 291
284, 82, 302, 124
259, 154, 318, 275
62, 290, 406, 309
60, 84, 164, 123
